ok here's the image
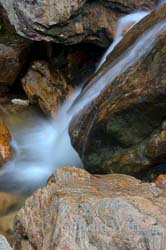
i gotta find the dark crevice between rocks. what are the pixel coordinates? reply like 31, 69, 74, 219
136, 160, 166, 183
11, 40, 104, 93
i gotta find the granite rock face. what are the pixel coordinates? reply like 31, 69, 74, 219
70, 4, 166, 175
0, 0, 155, 47
14, 167, 166, 250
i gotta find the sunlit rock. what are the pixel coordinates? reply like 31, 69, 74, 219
14, 167, 166, 250
22, 61, 73, 117
0, 120, 12, 167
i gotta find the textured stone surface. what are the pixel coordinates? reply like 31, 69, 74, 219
14, 167, 166, 250
0, 0, 154, 47
70, 4, 166, 175
0, 120, 12, 167
22, 60, 73, 117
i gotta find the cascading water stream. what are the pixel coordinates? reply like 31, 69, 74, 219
0, 8, 164, 194
69, 21, 166, 115
96, 11, 149, 71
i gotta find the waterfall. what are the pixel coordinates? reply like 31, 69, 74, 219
96, 11, 148, 71
0, 9, 165, 194
69, 21, 166, 115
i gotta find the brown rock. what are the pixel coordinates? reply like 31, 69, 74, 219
0, 120, 12, 166
0, 42, 28, 86
102, 0, 155, 12
0, 212, 17, 244
22, 61, 73, 117
14, 167, 166, 250
0, 192, 18, 215
154, 174, 166, 188
0, 1, 119, 47
0, 5, 29, 86
69, 4, 166, 175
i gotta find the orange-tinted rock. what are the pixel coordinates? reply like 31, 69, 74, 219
154, 174, 166, 188
22, 61, 73, 117
0, 120, 12, 166
70, 5, 166, 175
0, 192, 18, 215
14, 167, 166, 250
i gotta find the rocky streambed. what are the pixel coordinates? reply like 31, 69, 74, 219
0, 0, 166, 250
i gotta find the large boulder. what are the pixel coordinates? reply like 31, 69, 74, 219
14, 167, 166, 250
22, 61, 73, 117
0, 1, 154, 47
69, 4, 166, 175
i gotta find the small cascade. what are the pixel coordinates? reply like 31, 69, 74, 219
0, 89, 83, 194
96, 11, 148, 71
70, 21, 166, 115
0, 7, 165, 194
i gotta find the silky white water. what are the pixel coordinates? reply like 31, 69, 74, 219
0, 9, 164, 194
96, 11, 149, 71
69, 21, 166, 115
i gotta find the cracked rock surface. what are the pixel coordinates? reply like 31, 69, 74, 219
14, 167, 166, 250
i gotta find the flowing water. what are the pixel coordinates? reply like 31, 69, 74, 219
96, 11, 149, 71
0, 8, 165, 195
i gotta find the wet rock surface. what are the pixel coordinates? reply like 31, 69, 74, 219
70, 5, 166, 175
14, 167, 166, 250
22, 60, 73, 117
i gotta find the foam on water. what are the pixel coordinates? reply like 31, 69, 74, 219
0, 88, 83, 193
